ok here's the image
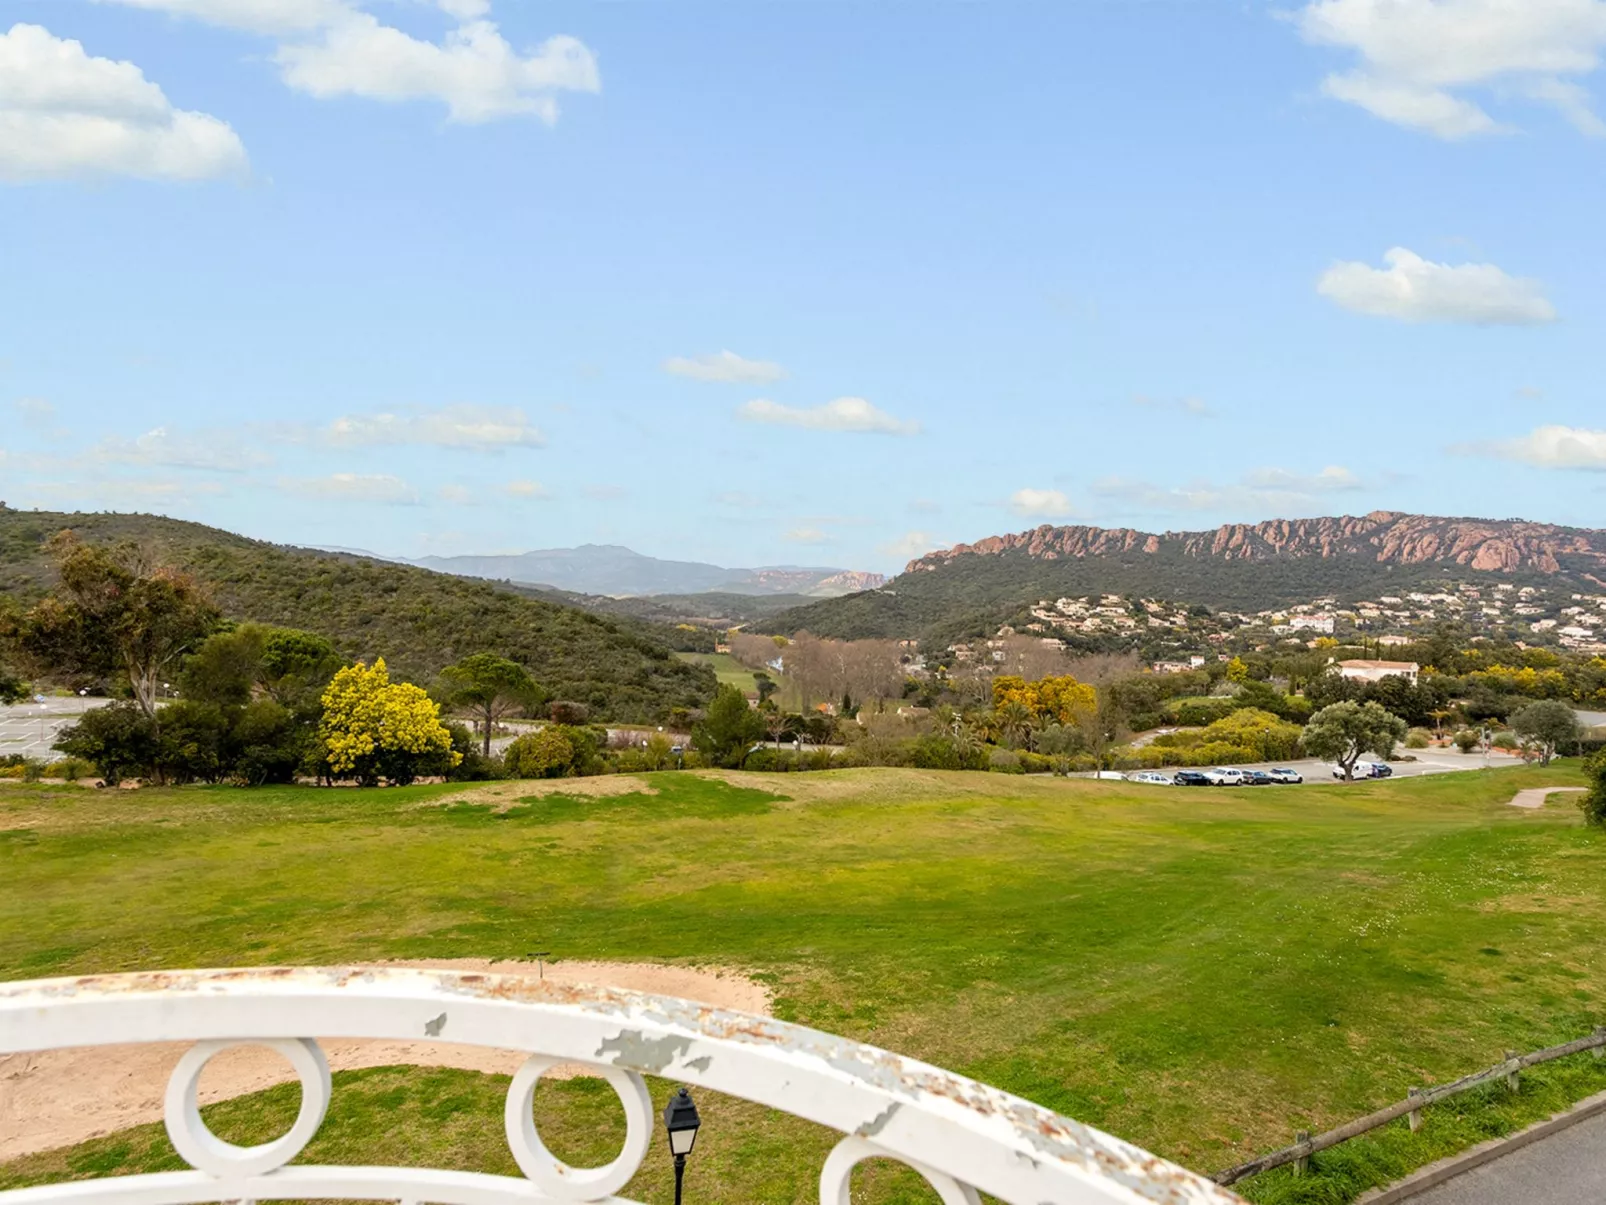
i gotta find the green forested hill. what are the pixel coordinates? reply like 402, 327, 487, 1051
0, 509, 714, 721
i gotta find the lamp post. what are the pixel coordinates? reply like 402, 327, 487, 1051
662, 1086, 701, 1205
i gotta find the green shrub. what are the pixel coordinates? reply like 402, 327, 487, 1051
1405, 728, 1432, 749
49, 757, 89, 782
1163, 697, 1238, 726
1583, 750, 1606, 826
1453, 729, 1481, 753
988, 750, 1024, 774
1491, 730, 1519, 751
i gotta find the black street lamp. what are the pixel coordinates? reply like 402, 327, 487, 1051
662, 1086, 701, 1205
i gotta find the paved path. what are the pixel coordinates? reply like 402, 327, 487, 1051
1407, 1109, 1606, 1204
1507, 787, 1586, 810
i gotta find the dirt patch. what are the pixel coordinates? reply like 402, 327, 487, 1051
0, 958, 767, 1162
425, 776, 660, 811
1507, 787, 1586, 810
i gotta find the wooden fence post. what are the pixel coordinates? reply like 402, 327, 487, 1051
1594, 1027, 1605, 1060
1294, 1130, 1311, 1176
1505, 1050, 1520, 1093
1407, 1088, 1423, 1132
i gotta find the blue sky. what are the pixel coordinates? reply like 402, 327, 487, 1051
1, 0, 1603, 574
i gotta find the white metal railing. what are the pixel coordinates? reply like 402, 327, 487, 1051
0, 968, 1243, 1205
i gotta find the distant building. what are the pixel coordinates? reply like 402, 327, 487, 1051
1376, 635, 1412, 647
1152, 660, 1191, 674
1289, 613, 1335, 634
1338, 659, 1419, 685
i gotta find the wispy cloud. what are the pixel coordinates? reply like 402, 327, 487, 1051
1093, 465, 1365, 514
323, 404, 545, 450
880, 531, 947, 561
1131, 394, 1213, 418
1318, 247, 1556, 324
277, 472, 419, 504
91, 425, 273, 471
784, 526, 831, 545
739, 397, 920, 436
503, 479, 553, 499
663, 350, 786, 384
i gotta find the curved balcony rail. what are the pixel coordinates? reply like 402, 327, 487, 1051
0, 968, 1243, 1205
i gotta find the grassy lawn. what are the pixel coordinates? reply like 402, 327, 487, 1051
674, 651, 765, 696
3, 767, 1604, 1203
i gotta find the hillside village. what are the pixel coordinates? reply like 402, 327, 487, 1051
969, 580, 1606, 668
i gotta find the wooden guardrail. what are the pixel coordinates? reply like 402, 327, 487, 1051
1213, 1026, 1606, 1186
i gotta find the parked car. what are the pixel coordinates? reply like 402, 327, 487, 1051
1129, 771, 1174, 785
1266, 768, 1303, 784
1332, 762, 1394, 780
1241, 770, 1274, 786
1173, 770, 1212, 786
1203, 767, 1247, 786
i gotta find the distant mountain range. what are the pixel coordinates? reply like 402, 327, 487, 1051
767, 512, 1606, 642
411, 544, 885, 598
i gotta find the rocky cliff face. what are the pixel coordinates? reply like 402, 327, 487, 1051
907, 512, 1606, 577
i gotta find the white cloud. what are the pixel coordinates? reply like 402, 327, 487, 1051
583, 483, 626, 500
738, 397, 920, 436
1318, 247, 1557, 324
324, 404, 545, 450
1460, 425, 1606, 469
436, 484, 472, 504
22, 475, 227, 507
1241, 465, 1363, 492
1093, 465, 1365, 514
278, 472, 419, 503
1009, 488, 1076, 518
99, 0, 599, 124
96, 0, 350, 35
784, 526, 831, 545
880, 531, 947, 561
276, 12, 599, 124
663, 350, 786, 385
0, 23, 248, 182
13, 397, 53, 421
92, 425, 272, 471
503, 479, 552, 499
1131, 394, 1214, 418
1295, 0, 1606, 138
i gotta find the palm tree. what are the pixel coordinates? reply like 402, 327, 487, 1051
995, 699, 1036, 751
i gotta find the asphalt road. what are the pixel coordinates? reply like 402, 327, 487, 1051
1407, 1109, 1606, 1205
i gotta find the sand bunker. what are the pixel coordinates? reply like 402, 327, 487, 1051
425, 777, 660, 811
0, 959, 768, 1162
1507, 787, 1586, 810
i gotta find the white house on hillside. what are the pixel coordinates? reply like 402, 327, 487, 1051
1337, 659, 1419, 685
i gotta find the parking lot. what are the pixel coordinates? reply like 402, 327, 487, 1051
0, 697, 106, 761
1119, 746, 1531, 784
